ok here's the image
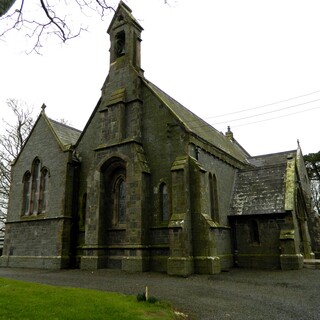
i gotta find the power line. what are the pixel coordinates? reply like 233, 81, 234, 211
216, 105, 320, 130
211, 98, 320, 126
203, 89, 320, 120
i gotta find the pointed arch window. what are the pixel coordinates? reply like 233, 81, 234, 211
115, 177, 126, 225
39, 168, 49, 213
31, 158, 41, 214
101, 158, 127, 228
209, 173, 219, 222
160, 183, 169, 222
22, 171, 31, 215
22, 158, 50, 216
115, 31, 126, 57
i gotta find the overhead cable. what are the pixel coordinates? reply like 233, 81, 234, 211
211, 98, 320, 126
204, 89, 320, 120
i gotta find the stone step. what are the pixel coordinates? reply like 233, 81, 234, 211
304, 259, 320, 269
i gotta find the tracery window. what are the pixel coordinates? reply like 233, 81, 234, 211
160, 183, 169, 222
102, 158, 127, 228
22, 158, 49, 216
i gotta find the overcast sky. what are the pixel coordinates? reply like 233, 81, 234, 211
1, 0, 320, 156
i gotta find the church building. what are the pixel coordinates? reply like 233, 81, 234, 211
0, 2, 314, 276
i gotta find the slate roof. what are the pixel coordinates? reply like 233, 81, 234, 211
11, 112, 82, 166
48, 118, 82, 149
247, 150, 296, 167
230, 151, 296, 216
143, 79, 250, 165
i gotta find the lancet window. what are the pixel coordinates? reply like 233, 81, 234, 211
22, 158, 49, 216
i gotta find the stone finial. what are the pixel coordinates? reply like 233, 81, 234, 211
225, 126, 234, 141
41, 103, 47, 113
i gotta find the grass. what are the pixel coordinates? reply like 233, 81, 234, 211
0, 278, 179, 320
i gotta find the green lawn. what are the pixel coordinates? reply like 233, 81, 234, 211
0, 278, 179, 320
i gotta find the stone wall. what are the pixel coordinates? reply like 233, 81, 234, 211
0, 115, 74, 269
1, 218, 71, 269
231, 214, 283, 269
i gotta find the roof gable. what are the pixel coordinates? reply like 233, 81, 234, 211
12, 110, 82, 165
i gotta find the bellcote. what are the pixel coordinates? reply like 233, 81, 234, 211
107, 1, 143, 73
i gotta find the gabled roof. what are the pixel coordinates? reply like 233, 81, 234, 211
247, 150, 296, 167
48, 118, 82, 149
230, 150, 296, 216
12, 110, 82, 166
143, 79, 250, 165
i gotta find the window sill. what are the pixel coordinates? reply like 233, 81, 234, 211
21, 213, 46, 220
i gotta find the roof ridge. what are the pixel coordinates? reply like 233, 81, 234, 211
48, 117, 82, 133
143, 78, 249, 166
249, 149, 297, 159
143, 79, 222, 134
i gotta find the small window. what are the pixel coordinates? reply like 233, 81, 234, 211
115, 31, 125, 57
160, 183, 169, 221
250, 220, 260, 244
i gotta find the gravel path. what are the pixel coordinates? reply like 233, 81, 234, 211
0, 267, 319, 319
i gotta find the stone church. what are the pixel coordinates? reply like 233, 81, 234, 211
0, 2, 314, 276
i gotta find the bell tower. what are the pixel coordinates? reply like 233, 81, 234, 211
100, 1, 144, 144
107, 1, 143, 73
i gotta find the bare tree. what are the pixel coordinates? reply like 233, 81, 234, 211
0, 99, 34, 232
0, 0, 173, 54
0, 0, 116, 53
304, 151, 320, 214
304, 151, 320, 255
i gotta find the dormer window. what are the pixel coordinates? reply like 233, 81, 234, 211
115, 31, 125, 57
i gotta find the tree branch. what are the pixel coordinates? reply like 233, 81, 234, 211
0, 0, 116, 53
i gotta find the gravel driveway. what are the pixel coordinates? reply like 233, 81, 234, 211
0, 267, 319, 319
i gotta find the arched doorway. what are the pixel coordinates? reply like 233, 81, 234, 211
100, 157, 127, 267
